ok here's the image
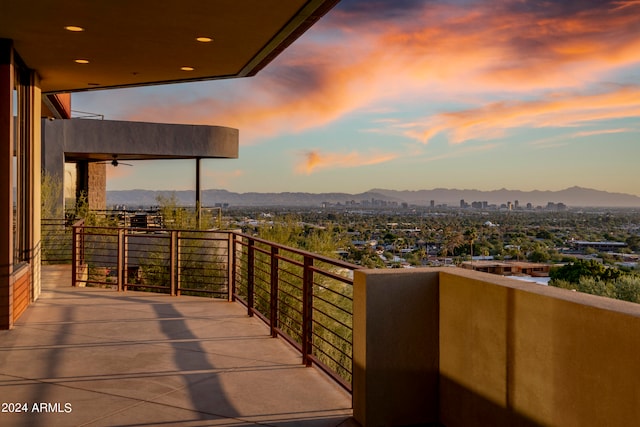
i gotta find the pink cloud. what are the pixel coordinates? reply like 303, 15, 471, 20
116, 1, 640, 144
612, 1, 640, 11
404, 86, 640, 144
571, 128, 634, 138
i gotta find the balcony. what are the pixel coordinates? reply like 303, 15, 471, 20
1, 266, 355, 426
5, 222, 640, 426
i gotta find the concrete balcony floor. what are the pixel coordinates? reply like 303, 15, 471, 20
0, 266, 355, 427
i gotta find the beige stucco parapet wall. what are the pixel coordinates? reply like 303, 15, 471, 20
41, 118, 239, 211
353, 267, 640, 427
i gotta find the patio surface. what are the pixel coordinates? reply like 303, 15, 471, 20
0, 266, 355, 427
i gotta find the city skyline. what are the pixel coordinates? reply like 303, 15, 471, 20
72, 0, 640, 196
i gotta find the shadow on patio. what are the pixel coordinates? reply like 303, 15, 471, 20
0, 266, 355, 427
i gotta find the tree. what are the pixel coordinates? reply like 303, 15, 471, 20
528, 249, 550, 263
506, 239, 523, 261
549, 260, 607, 284
442, 229, 463, 260
464, 228, 478, 260
551, 274, 640, 304
157, 193, 197, 229
550, 259, 624, 286
626, 235, 640, 252
614, 275, 640, 303
536, 229, 554, 240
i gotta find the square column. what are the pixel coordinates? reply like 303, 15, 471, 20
26, 73, 41, 301
353, 269, 441, 426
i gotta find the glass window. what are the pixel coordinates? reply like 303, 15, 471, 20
12, 85, 18, 266
13, 62, 33, 267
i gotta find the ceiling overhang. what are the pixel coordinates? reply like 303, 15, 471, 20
1, 0, 340, 94
43, 119, 239, 164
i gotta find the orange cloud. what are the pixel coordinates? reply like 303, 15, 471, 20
612, 1, 640, 11
376, 1, 640, 92
296, 150, 398, 175
404, 86, 640, 144
116, 1, 640, 144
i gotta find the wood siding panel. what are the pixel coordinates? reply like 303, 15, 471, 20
12, 267, 30, 323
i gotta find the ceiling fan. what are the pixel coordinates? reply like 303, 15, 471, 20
99, 154, 133, 167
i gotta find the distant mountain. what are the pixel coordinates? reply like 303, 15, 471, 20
106, 186, 640, 208
107, 189, 395, 208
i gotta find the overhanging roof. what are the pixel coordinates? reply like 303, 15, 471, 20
43, 119, 239, 163
1, 0, 339, 94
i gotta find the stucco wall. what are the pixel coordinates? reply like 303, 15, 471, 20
353, 269, 440, 426
43, 118, 239, 160
353, 267, 640, 426
41, 118, 239, 213
439, 269, 640, 427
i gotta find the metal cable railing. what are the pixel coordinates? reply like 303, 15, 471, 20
70, 223, 359, 391
232, 233, 358, 391
41, 218, 74, 264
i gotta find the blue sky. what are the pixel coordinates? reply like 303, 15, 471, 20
73, 0, 640, 196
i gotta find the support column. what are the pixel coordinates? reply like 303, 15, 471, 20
87, 162, 106, 211
76, 160, 89, 209
0, 39, 14, 329
75, 160, 106, 212
27, 73, 41, 302
41, 118, 66, 215
196, 158, 201, 229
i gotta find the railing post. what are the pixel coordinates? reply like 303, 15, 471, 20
270, 246, 279, 338
71, 220, 85, 287
170, 231, 178, 296
302, 255, 313, 367
79, 224, 85, 266
71, 225, 78, 287
117, 229, 124, 292
176, 231, 181, 296
247, 238, 255, 316
228, 232, 234, 302
122, 229, 128, 292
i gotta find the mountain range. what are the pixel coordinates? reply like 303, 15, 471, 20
106, 186, 640, 208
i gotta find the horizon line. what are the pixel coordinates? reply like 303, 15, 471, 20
105, 186, 640, 197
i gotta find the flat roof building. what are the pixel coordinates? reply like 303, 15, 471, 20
461, 260, 551, 277
572, 241, 628, 252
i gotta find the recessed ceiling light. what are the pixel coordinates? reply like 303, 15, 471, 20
65, 26, 85, 32
196, 37, 213, 43
75, 59, 90, 64
181, 66, 194, 71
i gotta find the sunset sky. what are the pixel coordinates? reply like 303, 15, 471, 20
73, 0, 640, 196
